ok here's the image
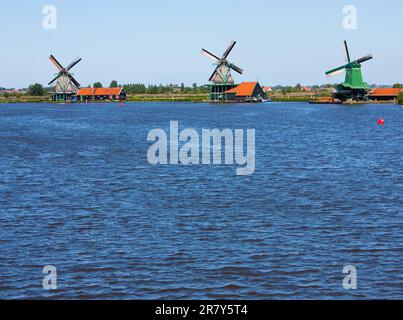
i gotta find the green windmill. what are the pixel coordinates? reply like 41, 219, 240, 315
326, 41, 373, 101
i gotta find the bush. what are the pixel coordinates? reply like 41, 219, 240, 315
398, 91, 403, 105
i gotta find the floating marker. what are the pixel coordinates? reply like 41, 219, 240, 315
378, 118, 385, 126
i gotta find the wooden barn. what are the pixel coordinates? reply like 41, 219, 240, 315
76, 87, 127, 101
225, 82, 265, 103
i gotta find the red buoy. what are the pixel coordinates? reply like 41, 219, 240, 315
378, 118, 385, 126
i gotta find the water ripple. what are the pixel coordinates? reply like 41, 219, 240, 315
0, 102, 402, 299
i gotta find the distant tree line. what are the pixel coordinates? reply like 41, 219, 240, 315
122, 83, 209, 95
80, 81, 210, 95
2, 82, 211, 97
277, 83, 315, 95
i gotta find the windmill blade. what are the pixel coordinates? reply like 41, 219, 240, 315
326, 68, 345, 78
326, 64, 347, 77
49, 55, 64, 71
229, 63, 243, 75
343, 41, 351, 63
48, 75, 59, 85
68, 74, 80, 88
356, 54, 373, 64
67, 57, 82, 70
201, 49, 220, 62
222, 41, 236, 59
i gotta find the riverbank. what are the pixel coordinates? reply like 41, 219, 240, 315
0, 94, 313, 104
0, 93, 208, 104
1, 93, 401, 104
127, 93, 207, 102
0, 95, 52, 104
0, 91, 315, 103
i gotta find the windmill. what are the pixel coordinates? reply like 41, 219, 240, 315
48, 55, 82, 101
201, 41, 244, 102
326, 41, 373, 101
202, 41, 243, 85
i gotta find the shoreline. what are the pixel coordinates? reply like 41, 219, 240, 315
0, 95, 400, 105
1, 100, 400, 105
1, 101, 400, 105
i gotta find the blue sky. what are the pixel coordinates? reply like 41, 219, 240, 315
0, 0, 402, 88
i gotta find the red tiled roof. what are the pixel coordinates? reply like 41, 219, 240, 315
225, 82, 258, 96
370, 88, 403, 97
76, 88, 95, 96
95, 88, 123, 96
76, 87, 123, 96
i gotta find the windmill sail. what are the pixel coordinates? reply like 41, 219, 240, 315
229, 63, 243, 75
49, 55, 63, 71
48, 55, 81, 94
356, 55, 373, 64
343, 41, 351, 63
202, 49, 220, 62
326, 68, 345, 78
67, 58, 82, 71
222, 41, 236, 59
202, 41, 243, 84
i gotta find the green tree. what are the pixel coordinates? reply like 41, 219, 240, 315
28, 83, 44, 96
393, 83, 402, 88
398, 91, 403, 105
147, 85, 158, 94
110, 80, 118, 88
123, 83, 147, 94
93, 82, 103, 88
198, 85, 210, 94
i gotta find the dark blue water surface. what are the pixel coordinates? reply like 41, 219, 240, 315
0, 102, 402, 300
